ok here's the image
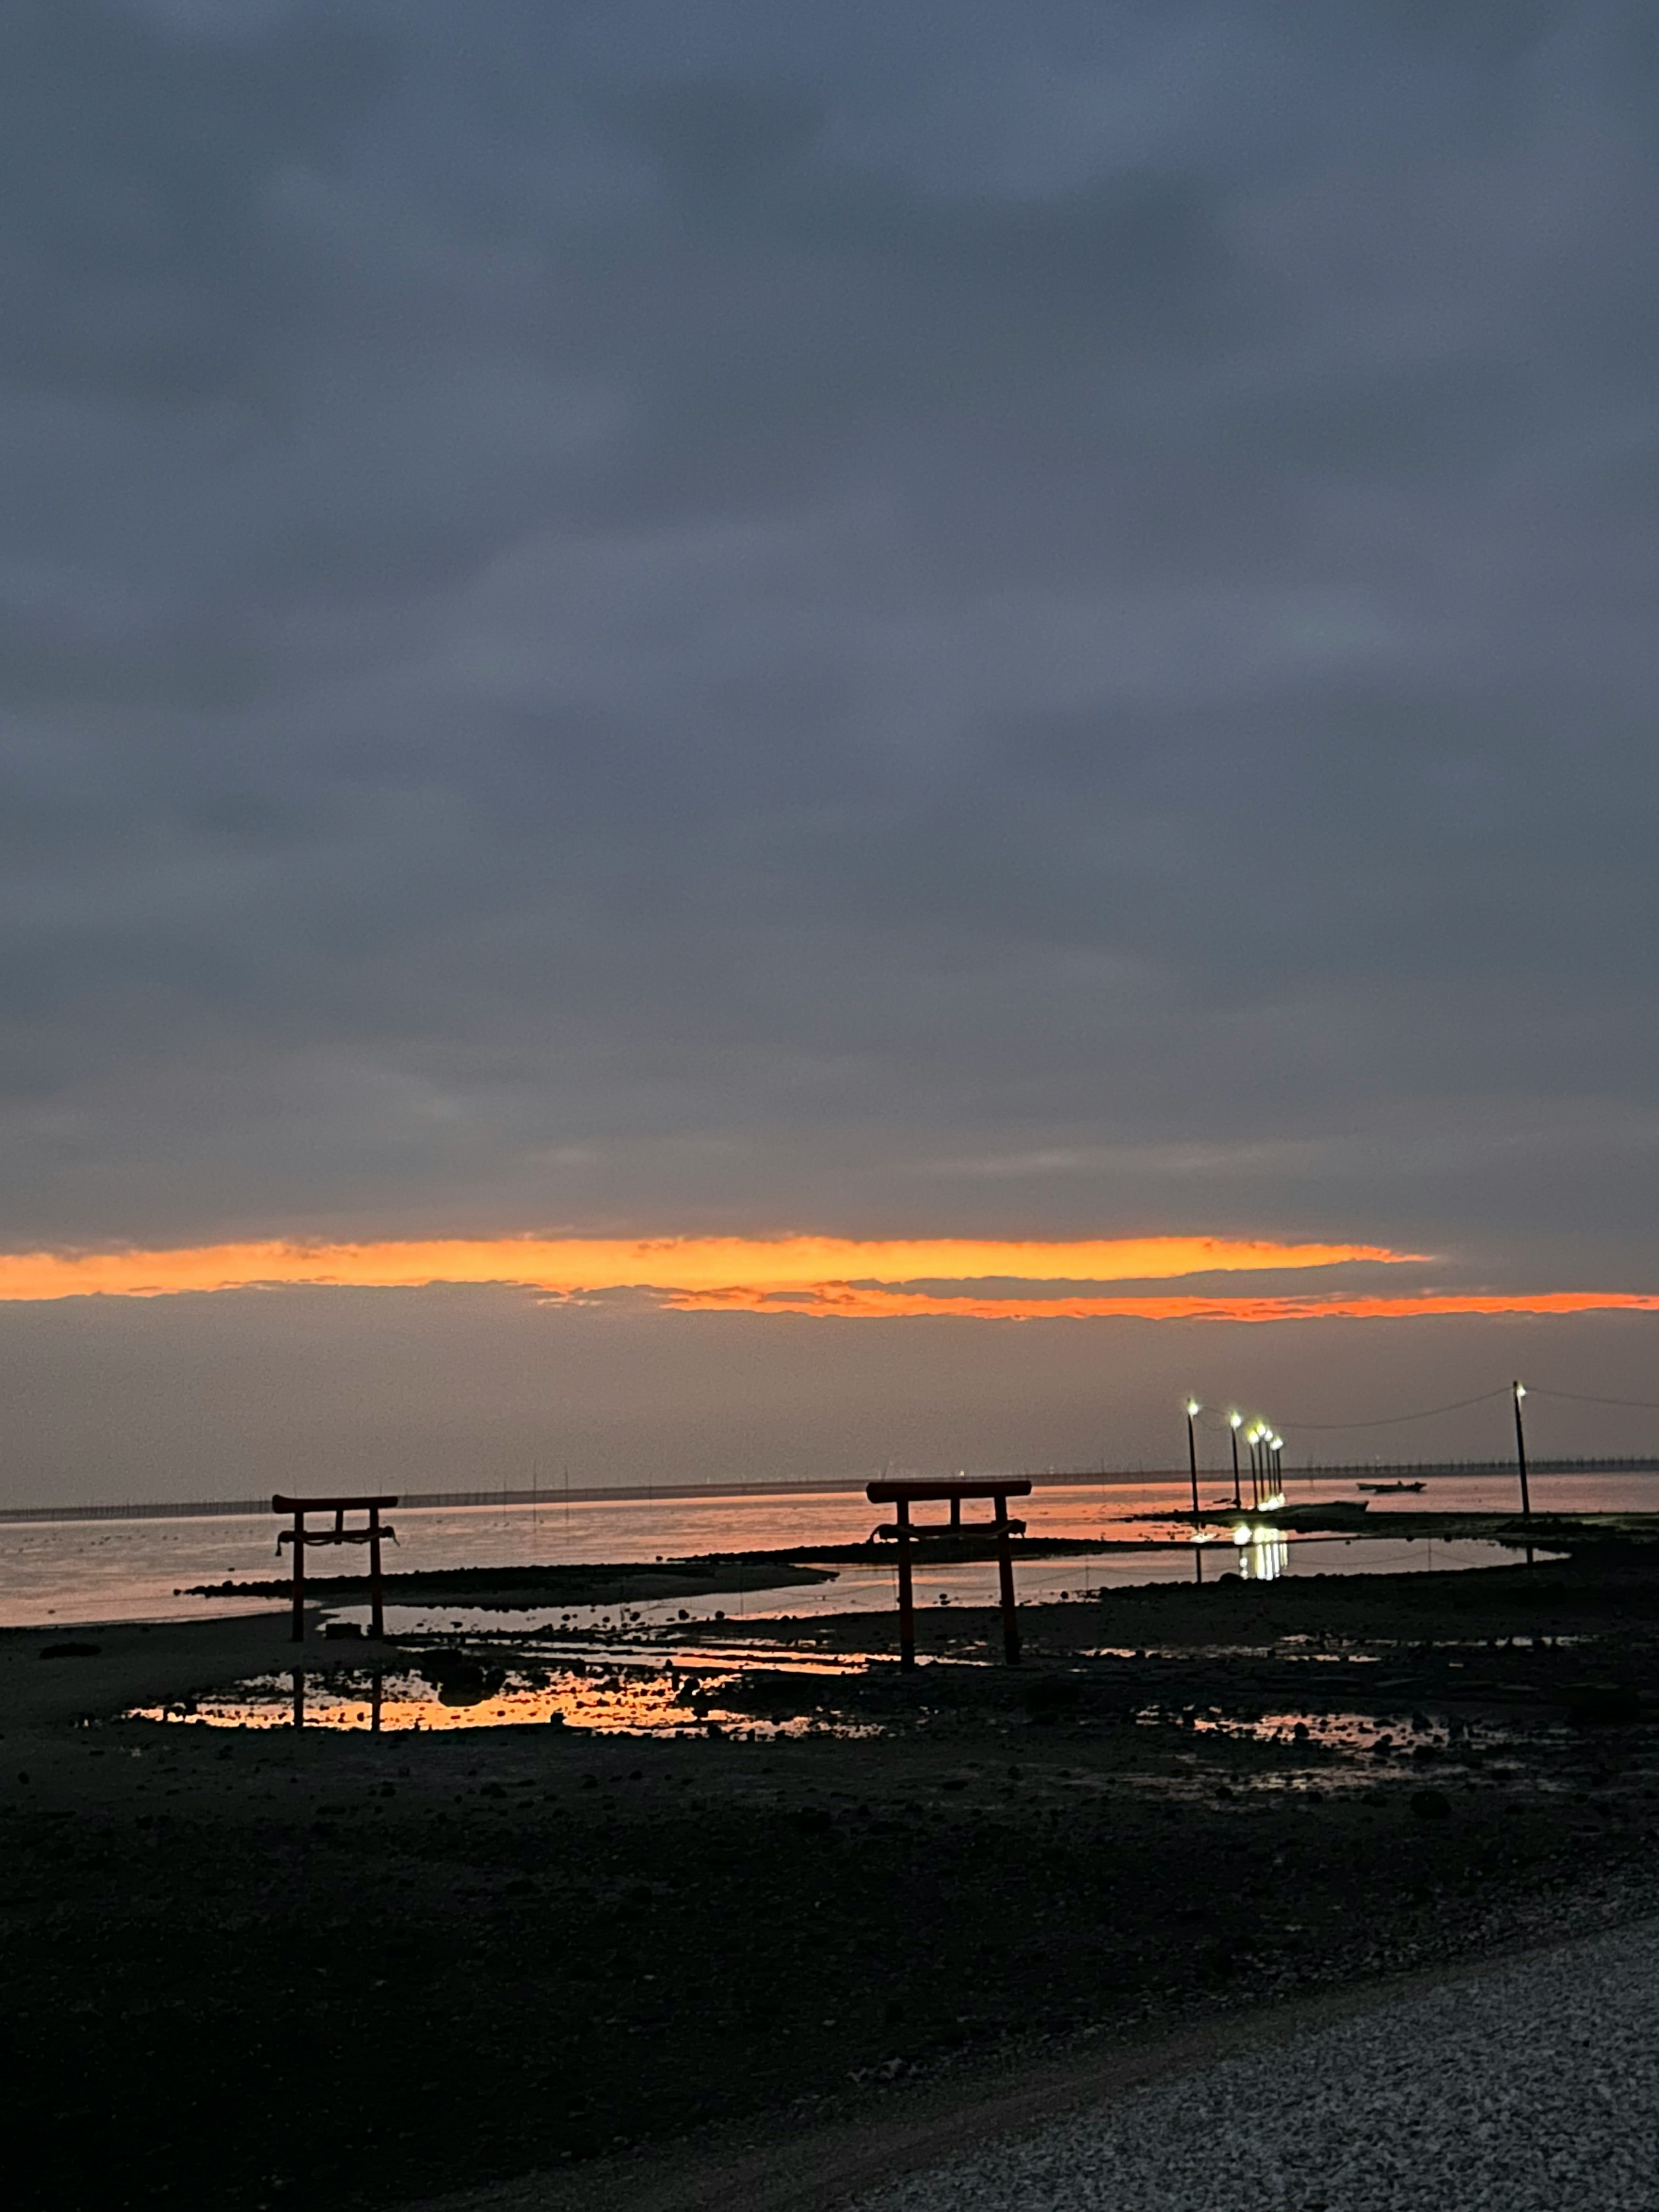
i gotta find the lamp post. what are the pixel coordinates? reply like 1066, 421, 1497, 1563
1184, 1399, 1201, 1518
1512, 1381, 1534, 1564
1269, 1434, 1284, 1505
1185, 1399, 1204, 1585
1229, 1412, 1243, 1509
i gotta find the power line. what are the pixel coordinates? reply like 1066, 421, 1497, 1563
1274, 1387, 1510, 1432
1530, 1386, 1659, 1414
1197, 1378, 1659, 1440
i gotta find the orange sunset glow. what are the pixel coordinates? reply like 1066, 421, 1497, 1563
0, 1231, 1643, 1322
0, 1231, 1404, 1305
0, 1239, 1407, 1300
695, 1286, 1659, 1322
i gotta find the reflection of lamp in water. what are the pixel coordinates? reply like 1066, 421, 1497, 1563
1233, 1520, 1288, 1582
1229, 1412, 1244, 1508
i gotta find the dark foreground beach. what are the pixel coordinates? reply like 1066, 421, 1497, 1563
6, 1553, 1659, 2211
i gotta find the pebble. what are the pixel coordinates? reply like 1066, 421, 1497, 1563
852, 1917, 1659, 2211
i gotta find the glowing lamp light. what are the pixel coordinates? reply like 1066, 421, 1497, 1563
1185, 1398, 1201, 1418
1230, 1411, 1243, 1429
1514, 1382, 1527, 1400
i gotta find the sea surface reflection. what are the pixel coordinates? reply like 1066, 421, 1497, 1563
312, 1537, 1546, 1642
6, 1466, 1641, 1627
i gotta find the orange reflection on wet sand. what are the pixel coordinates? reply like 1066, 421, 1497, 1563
128, 1666, 839, 1736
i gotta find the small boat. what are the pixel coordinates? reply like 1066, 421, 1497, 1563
1357, 1479, 1427, 1494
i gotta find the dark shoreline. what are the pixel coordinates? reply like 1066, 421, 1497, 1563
180, 1510, 1656, 1611
181, 1554, 840, 1607
6, 1552, 1659, 2210
178, 1534, 1194, 1609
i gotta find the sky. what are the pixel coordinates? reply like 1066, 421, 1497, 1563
3, 1, 1658, 1503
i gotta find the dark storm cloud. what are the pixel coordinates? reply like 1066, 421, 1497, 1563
3, 0, 1658, 1278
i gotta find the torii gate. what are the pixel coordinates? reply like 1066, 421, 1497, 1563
273, 1494, 397, 1642
867, 1476, 1031, 1670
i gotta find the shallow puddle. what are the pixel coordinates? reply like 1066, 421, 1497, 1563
1133, 1702, 1561, 1781
289, 1536, 1549, 1647
1155, 1706, 1450, 1754
126, 1657, 880, 1737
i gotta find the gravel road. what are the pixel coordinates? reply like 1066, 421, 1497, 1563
849, 1918, 1659, 2212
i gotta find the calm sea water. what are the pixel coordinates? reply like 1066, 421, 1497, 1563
3, 1468, 1650, 1630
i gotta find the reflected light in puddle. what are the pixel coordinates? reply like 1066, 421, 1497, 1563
1232, 1525, 1290, 1581
127, 1662, 879, 1737
1135, 1703, 1553, 1780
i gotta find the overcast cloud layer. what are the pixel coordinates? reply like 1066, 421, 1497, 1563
5, 0, 1659, 1297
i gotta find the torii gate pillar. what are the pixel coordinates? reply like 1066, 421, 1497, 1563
273, 1494, 398, 1643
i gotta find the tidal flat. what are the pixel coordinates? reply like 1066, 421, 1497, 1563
6, 1554, 1659, 2212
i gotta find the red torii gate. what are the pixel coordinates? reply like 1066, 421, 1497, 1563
273, 1494, 397, 1643
867, 1476, 1031, 1670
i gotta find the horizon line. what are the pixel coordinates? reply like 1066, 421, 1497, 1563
8, 1456, 1659, 1525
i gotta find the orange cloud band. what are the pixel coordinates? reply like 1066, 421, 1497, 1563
670, 1287, 1659, 1322
0, 1235, 1644, 1321
0, 1233, 1412, 1303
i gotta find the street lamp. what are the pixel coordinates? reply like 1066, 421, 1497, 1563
1229, 1412, 1243, 1510
1184, 1399, 1204, 1583
1184, 1399, 1201, 1518
1512, 1381, 1532, 1530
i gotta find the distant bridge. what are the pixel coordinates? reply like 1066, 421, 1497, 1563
2, 1456, 1656, 1525
1268, 1456, 1659, 1479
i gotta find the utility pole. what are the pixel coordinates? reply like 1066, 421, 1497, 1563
1513, 1381, 1534, 1564
1184, 1400, 1201, 1518
1185, 1400, 1204, 1585
1511, 1381, 1532, 1519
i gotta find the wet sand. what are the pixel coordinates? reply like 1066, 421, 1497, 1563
5, 1554, 1659, 2210
184, 1554, 839, 1609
